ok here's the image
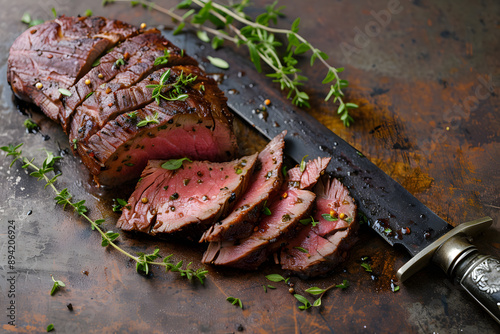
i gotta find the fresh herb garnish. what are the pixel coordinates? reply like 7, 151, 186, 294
136, 111, 160, 127
58, 88, 72, 97
51, 7, 57, 18
361, 263, 373, 273
84, 9, 93, 17
227, 296, 243, 309
299, 155, 308, 173
262, 201, 271, 215
20, 13, 44, 27
24, 119, 39, 132
207, 55, 229, 69
92, 58, 101, 67
50, 275, 65, 296
321, 213, 338, 222
295, 279, 350, 311
161, 157, 192, 170
47, 324, 54, 332
294, 246, 308, 253
112, 198, 128, 212
84, 91, 94, 99
145, 69, 196, 104
154, 49, 170, 66
265, 274, 287, 282
105, 0, 357, 126
1, 144, 207, 284
299, 216, 318, 227
114, 57, 125, 68
197, 30, 210, 42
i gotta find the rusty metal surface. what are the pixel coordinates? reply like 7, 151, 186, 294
0, 0, 499, 333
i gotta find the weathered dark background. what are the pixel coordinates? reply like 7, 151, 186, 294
0, 0, 499, 333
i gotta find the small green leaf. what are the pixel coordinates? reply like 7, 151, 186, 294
361, 263, 373, 273
50, 276, 65, 296
262, 206, 271, 216
101, 231, 120, 247
197, 30, 210, 43
295, 43, 310, 55
159, 69, 171, 85
84, 9, 92, 17
21, 13, 31, 24
161, 157, 192, 170
322, 213, 338, 222
51, 8, 57, 18
322, 68, 336, 84
294, 294, 311, 310
305, 287, 326, 295
58, 88, 72, 97
335, 279, 350, 289
47, 324, 54, 332
299, 155, 308, 173
291, 18, 300, 33
207, 56, 229, 69
294, 246, 308, 253
282, 166, 288, 177
393, 285, 400, 292
227, 296, 243, 309
265, 274, 286, 282
313, 298, 322, 307
24, 119, 39, 131
173, 22, 185, 35
177, 0, 192, 9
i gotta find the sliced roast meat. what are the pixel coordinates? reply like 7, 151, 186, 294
202, 188, 315, 269
117, 153, 258, 237
62, 30, 197, 131
280, 177, 358, 278
71, 69, 237, 185
7, 16, 138, 123
200, 131, 286, 243
287, 157, 331, 190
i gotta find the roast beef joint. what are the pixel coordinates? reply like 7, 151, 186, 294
7, 16, 359, 278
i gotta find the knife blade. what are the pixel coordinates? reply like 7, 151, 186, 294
167, 32, 500, 323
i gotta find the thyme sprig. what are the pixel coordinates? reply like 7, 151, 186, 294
105, 0, 358, 126
1, 144, 208, 284
145, 69, 196, 104
295, 279, 350, 310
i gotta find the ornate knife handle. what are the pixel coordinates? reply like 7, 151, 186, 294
434, 235, 500, 323
397, 217, 500, 324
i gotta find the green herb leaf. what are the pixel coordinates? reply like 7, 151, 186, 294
50, 276, 65, 296
21, 13, 31, 24
294, 294, 311, 310
101, 231, 120, 247
161, 157, 192, 170
112, 198, 128, 212
265, 274, 286, 282
207, 56, 229, 69
335, 279, 350, 289
299, 155, 308, 173
24, 119, 39, 132
84, 9, 92, 17
227, 296, 243, 309
393, 285, 400, 292
58, 88, 72, 97
197, 30, 210, 42
305, 287, 326, 295
92, 58, 101, 67
51, 8, 57, 18
312, 298, 322, 307
137, 112, 160, 127
47, 324, 54, 332
321, 213, 338, 222
294, 246, 308, 253
361, 263, 373, 273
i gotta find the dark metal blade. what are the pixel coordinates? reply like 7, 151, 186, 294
167, 32, 453, 258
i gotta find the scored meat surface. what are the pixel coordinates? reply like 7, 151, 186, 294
7, 16, 138, 125
200, 131, 286, 243
7, 16, 238, 186
280, 177, 359, 278
117, 153, 257, 238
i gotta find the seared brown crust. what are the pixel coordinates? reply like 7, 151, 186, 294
7, 16, 138, 124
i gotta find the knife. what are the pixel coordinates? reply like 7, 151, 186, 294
168, 33, 500, 323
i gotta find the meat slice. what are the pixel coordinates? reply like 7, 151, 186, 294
61, 30, 196, 131
70, 69, 237, 185
287, 156, 331, 190
202, 188, 315, 269
7, 16, 138, 124
200, 131, 286, 242
280, 177, 359, 278
117, 153, 258, 237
